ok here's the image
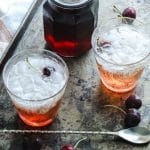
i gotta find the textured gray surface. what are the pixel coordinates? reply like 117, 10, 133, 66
0, 0, 150, 149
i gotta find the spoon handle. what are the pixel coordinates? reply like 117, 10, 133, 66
0, 129, 119, 135
96, 131, 119, 136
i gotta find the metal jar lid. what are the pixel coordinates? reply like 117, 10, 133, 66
52, 0, 93, 8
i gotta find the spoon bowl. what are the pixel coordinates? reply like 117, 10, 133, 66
118, 127, 150, 144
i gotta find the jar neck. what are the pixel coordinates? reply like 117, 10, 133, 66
48, 0, 93, 13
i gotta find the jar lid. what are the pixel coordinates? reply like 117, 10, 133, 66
52, 0, 93, 8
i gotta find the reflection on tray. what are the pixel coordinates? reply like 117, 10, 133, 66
0, 20, 12, 58
0, 0, 35, 62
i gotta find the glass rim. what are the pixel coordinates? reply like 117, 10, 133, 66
2, 49, 69, 102
92, 25, 150, 67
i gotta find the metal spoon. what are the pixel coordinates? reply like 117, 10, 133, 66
99, 127, 150, 144
1, 127, 150, 144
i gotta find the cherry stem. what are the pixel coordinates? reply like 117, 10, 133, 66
113, 5, 122, 15
25, 58, 41, 73
103, 105, 127, 115
74, 137, 87, 148
97, 37, 100, 46
118, 16, 144, 25
113, 5, 144, 25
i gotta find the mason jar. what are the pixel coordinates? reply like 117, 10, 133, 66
43, 0, 99, 57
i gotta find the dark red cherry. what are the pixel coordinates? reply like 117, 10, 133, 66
97, 38, 112, 48
125, 95, 142, 109
122, 7, 136, 24
43, 67, 51, 76
22, 137, 42, 150
61, 144, 75, 150
100, 41, 112, 48
125, 108, 141, 128
32, 137, 42, 150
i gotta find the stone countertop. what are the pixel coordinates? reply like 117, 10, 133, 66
0, 0, 150, 149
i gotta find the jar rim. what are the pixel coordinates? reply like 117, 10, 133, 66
51, 0, 93, 9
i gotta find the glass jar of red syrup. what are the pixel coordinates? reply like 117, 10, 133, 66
43, 0, 99, 57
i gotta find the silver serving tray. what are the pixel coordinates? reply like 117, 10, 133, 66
0, 0, 43, 69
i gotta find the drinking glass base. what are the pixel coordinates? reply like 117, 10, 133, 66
101, 79, 136, 93
19, 113, 54, 127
